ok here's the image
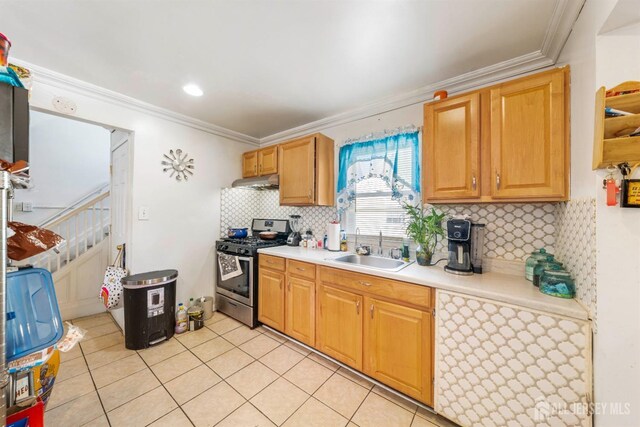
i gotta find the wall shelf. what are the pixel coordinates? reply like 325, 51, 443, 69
593, 82, 640, 169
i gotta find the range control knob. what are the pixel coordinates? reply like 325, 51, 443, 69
453, 231, 461, 239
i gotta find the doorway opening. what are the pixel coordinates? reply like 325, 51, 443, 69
16, 109, 133, 320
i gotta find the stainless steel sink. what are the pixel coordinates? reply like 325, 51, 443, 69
330, 254, 413, 272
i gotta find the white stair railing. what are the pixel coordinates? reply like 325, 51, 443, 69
25, 192, 110, 273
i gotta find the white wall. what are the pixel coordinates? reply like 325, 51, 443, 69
558, 0, 640, 425
14, 110, 110, 225
594, 19, 640, 427
25, 78, 253, 307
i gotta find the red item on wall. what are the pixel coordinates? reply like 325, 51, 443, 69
606, 178, 619, 206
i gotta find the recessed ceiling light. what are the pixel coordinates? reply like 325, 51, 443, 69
183, 84, 203, 97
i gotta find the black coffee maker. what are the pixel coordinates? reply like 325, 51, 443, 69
444, 219, 474, 276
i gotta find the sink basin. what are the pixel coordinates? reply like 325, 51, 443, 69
330, 254, 413, 272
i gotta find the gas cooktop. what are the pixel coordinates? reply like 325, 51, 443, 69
220, 236, 288, 247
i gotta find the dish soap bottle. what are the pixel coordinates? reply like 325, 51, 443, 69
175, 303, 188, 334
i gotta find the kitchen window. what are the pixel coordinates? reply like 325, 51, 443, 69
337, 127, 421, 237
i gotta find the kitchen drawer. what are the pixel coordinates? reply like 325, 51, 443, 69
287, 260, 316, 280
319, 267, 433, 309
259, 255, 286, 272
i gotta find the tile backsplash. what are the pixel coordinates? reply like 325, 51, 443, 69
554, 198, 597, 329
428, 203, 556, 261
220, 188, 556, 262
220, 188, 337, 237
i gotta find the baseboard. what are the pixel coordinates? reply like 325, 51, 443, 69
60, 300, 107, 321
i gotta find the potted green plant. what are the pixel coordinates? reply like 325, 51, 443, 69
403, 203, 445, 266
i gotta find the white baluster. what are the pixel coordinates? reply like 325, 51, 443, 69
92, 202, 96, 247
66, 220, 70, 266
56, 224, 61, 272
100, 198, 104, 243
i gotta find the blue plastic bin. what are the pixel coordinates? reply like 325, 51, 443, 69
6, 269, 63, 362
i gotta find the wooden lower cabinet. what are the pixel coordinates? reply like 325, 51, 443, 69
364, 297, 433, 405
258, 268, 285, 331
259, 262, 434, 406
316, 284, 363, 370
285, 276, 315, 346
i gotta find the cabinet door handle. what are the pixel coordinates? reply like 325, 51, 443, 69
358, 280, 372, 287
295, 267, 305, 271
496, 172, 501, 190
254, 165, 257, 173
259, 163, 263, 172
356, 300, 360, 315
472, 175, 477, 190
308, 190, 312, 200
370, 304, 374, 319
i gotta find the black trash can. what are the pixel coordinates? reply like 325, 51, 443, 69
122, 269, 177, 350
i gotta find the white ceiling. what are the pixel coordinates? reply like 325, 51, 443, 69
4, 0, 577, 139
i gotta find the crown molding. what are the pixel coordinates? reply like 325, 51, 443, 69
540, 0, 587, 61
13, 59, 260, 146
259, 50, 553, 145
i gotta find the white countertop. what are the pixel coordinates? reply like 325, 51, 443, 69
257, 246, 589, 321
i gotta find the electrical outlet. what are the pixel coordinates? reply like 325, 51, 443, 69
138, 206, 150, 221
22, 201, 33, 212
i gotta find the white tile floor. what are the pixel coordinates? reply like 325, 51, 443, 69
46, 311, 457, 427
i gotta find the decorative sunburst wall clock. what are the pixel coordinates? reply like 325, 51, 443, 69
162, 149, 194, 182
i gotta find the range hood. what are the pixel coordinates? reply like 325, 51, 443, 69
231, 174, 279, 190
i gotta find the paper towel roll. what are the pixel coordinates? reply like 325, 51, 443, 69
326, 223, 341, 252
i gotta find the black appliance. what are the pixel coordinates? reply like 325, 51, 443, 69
0, 84, 29, 164
215, 219, 290, 327
444, 219, 474, 276
122, 269, 177, 350
287, 214, 302, 246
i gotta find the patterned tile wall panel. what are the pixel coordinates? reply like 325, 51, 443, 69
554, 198, 597, 330
427, 203, 557, 261
220, 188, 262, 236
436, 291, 591, 427
219, 188, 337, 237
220, 189, 558, 263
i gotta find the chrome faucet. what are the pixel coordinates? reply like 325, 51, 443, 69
355, 228, 360, 250
377, 231, 383, 256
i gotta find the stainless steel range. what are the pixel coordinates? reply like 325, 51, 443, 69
215, 219, 290, 328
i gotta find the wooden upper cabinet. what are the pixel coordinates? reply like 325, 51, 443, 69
424, 93, 480, 200
422, 67, 569, 203
258, 146, 278, 175
279, 133, 335, 206
242, 150, 258, 178
279, 136, 315, 204
489, 69, 568, 200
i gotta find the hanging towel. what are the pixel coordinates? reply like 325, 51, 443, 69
218, 253, 243, 281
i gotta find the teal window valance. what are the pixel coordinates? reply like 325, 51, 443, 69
337, 128, 421, 214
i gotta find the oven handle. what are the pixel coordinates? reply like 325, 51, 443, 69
217, 252, 253, 263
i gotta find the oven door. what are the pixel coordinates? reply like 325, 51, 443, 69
216, 252, 254, 306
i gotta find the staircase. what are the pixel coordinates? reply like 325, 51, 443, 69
21, 191, 112, 320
